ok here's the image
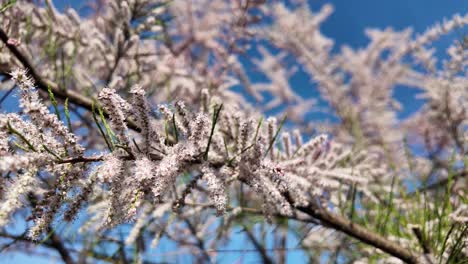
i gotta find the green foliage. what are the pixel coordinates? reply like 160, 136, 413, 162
264, 115, 287, 157
92, 102, 114, 152
47, 85, 61, 120
64, 98, 72, 132
7, 121, 36, 151
204, 103, 223, 160
337, 149, 467, 263
0, 0, 16, 13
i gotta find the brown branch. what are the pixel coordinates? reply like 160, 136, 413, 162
49, 232, 75, 264
0, 28, 141, 132
57, 155, 105, 164
411, 226, 431, 254
296, 204, 420, 264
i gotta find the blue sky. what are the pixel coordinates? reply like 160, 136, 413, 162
1, 0, 467, 263
309, 0, 467, 120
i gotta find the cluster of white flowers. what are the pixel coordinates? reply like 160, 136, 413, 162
0, 169, 38, 227
86, 83, 377, 229
10, 69, 83, 156
0, 66, 381, 238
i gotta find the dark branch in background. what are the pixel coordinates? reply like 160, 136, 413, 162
0, 28, 141, 132
48, 232, 75, 264
184, 219, 212, 263
243, 226, 274, 264
0, 231, 163, 264
0, 232, 71, 263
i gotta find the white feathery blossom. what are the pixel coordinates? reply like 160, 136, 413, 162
158, 104, 175, 122
86, 94, 371, 220
411, 13, 468, 49
175, 101, 192, 135
293, 129, 303, 150
10, 69, 83, 155
0, 169, 38, 227
98, 88, 132, 147
449, 204, 468, 223
201, 164, 227, 215
152, 203, 172, 219
149, 203, 172, 249
134, 156, 155, 183
238, 119, 253, 153
296, 134, 328, 158
131, 85, 160, 153
152, 144, 186, 200
252, 46, 300, 108
236, 135, 294, 216
29, 167, 85, 239
0, 114, 43, 150
96, 154, 124, 183
189, 113, 209, 152
28, 216, 48, 240
282, 132, 292, 158
78, 198, 109, 234
95, 154, 131, 228
0, 129, 8, 155
0, 153, 52, 172
251, 173, 294, 217
0, 73, 395, 240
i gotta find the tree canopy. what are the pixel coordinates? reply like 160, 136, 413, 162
0, 1, 466, 263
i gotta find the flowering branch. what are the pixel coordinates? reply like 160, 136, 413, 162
0, 28, 141, 132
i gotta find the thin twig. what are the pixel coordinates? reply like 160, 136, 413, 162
243, 226, 274, 264
295, 203, 420, 264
